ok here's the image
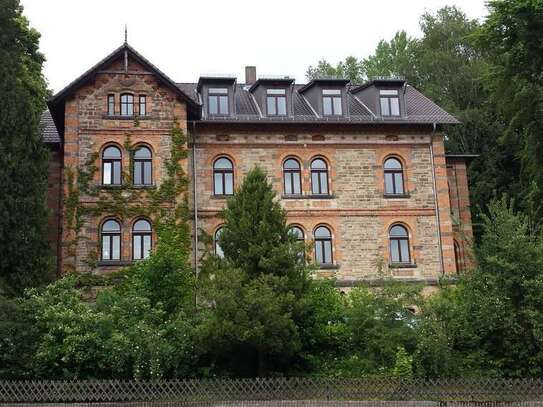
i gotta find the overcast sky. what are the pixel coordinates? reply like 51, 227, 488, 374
21, 0, 488, 93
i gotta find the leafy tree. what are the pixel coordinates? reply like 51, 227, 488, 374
306, 56, 365, 83
0, 0, 52, 294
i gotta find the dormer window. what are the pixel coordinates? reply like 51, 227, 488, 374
266, 89, 287, 116
208, 88, 229, 116
120, 93, 134, 116
322, 89, 342, 116
380, 89, 400, 117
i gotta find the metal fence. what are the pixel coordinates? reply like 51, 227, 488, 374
1, 378, 543, 403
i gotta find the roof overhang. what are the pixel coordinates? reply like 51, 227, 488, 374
298, 78, 350, 93
196, 76, 237, 92
248, 77, 295, 92
351, 78, 406, 93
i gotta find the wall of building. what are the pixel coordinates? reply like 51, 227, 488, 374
46, 146, 63, 274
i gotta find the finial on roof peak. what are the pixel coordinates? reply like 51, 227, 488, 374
124, 24, 128, 44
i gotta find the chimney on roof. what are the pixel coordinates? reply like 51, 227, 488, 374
245, 66, 256, 84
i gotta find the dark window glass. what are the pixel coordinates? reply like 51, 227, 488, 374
133, 146, 152, 185
120, 93, 134, 116
289, 225, 305, 261
322, 89, 342, 116
108, 94, 115, 115
314, 226, 333, 265
266, 89, 287, 116
133, 219, 152, 260
214, 227, 224, 258
283, 158, 302, 195
139, 95, 146, 116
213, 157, 234, 195
380, 90, 400, 117
102, 146, 122, 185
101, 219, 121, 260
208, 88, 229, 115
389, 224, 411, 264
384, 157, 405, 195
311, 158, 329, 195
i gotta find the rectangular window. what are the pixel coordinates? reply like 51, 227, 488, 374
322, 89, 342, 116
266, 89, 287, 116
108, 94, 115, 115
103, 162, 112, 184
380, 90, 400, 117
208, 88, 229, 115
139, 95, 146, 116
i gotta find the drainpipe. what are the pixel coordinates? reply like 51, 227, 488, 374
190, 121, 199, 279
429, 122, 445, 276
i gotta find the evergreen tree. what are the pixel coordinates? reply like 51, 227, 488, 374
0, 0, 52, 294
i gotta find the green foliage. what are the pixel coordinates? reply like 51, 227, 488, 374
392, 347, 413, 377
0, 0, 53, 293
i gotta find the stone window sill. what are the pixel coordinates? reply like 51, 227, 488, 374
99, 184, 157, 190
318, 263, 340, 270
211, 194, 234, 199
282, 194, 336, 200
389, 263, 417, 269
97, 260, 133, 267
102, 115, 154, 120
383, 193, 411, 199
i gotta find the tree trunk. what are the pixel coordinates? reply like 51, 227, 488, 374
257, 349, 266, 376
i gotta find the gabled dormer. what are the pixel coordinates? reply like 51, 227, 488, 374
197, 76, 237, 118
298, 78, 350, 118
351, 78, 406, 119
248, 77, 295, 117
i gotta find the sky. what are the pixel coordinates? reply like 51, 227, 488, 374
21, 0, 488, 93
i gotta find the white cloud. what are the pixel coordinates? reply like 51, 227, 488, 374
21, 0, 488, 93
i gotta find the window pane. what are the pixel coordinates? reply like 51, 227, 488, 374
277, 97, 287, 115
127, 101, 133, 116
390, 97, 400, 116
311, 159, 327, 169
333, 97, 342, 115
134, 162, 142, 185
267, 97, 276, 115
143, 235, 151, 259
315, 242, 323, 264
144, 162, 152, 184
103, 146, 121, 159
380, 98, 390, 116
319, 173, 329, 194
323, 89, 341, 95
394, 173, 404, 194
215, 228, 224, 258
103, 162, 112, 184
139, 97, 146, 115
384, 158, 402, 169
214, 173, 223, 195
315, 226, 331, 238
400, 239, 410, 263
214, 158, 232, 169
311, 172, 319, 194
134, 147, 151, 159
284, 173, 292, 194
209, 88, 228, 94
284, 159, 300, 169
323, 241, 332, 264
224, 173, 233, 194
102, 235, 110, 260
267, 88, 286, 95
103, 220, 120, 232
112, 235, 121, 260
219, 96, 228, 114
133, 219, 151, 232
391, 240, 400, 263
209, 96, 218, 115
133, 235, 142, 260
323, 97, 332, 115
385, 173, 394, 194
380, 89, 398, 95
390, 225, 408, 237
113, 161, 121, 184
292, 173, 301, 194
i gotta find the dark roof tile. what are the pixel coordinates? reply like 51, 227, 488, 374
40, 110, 60, 144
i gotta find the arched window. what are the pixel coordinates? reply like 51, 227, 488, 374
314, 225, 333, 265
120, 93, 134, 116
102, 146, 122, 185
213, 157, 234, 196
311, 158, 329, 195
283, 158, 302, 195
384, 157, 405, 195
289, 225, 305, 261
389, 224, 411, 264
454, 240, 463, 274
133, 219, 152, 260
133, 146, 152, 185
214, 227, 224, 258
101, 219, 121, 261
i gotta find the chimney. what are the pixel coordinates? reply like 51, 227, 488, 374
245, 66, 256, 84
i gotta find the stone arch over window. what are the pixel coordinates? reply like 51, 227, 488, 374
283, 157, 302, 195
389, 223, 411, 264
101, 218, 121, 261
384, 156, 406, 195
214, 226, 224, 258
133, 144, 153, 186
310, 156, 330, 195
213, 156, 234, 196
314, 224, 333, 265
102, 144, 122, 185
132, 218, 152, 260
120, 93, 134, 116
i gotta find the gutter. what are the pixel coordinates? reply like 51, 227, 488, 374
429, 122, 445, 276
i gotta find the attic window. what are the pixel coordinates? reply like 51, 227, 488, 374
380, 89, 400, 117
322, 89, 342, 116
266, 89, 287, 116
208, 88, 229, 116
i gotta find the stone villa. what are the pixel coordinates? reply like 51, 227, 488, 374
41, 42, 474, 287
